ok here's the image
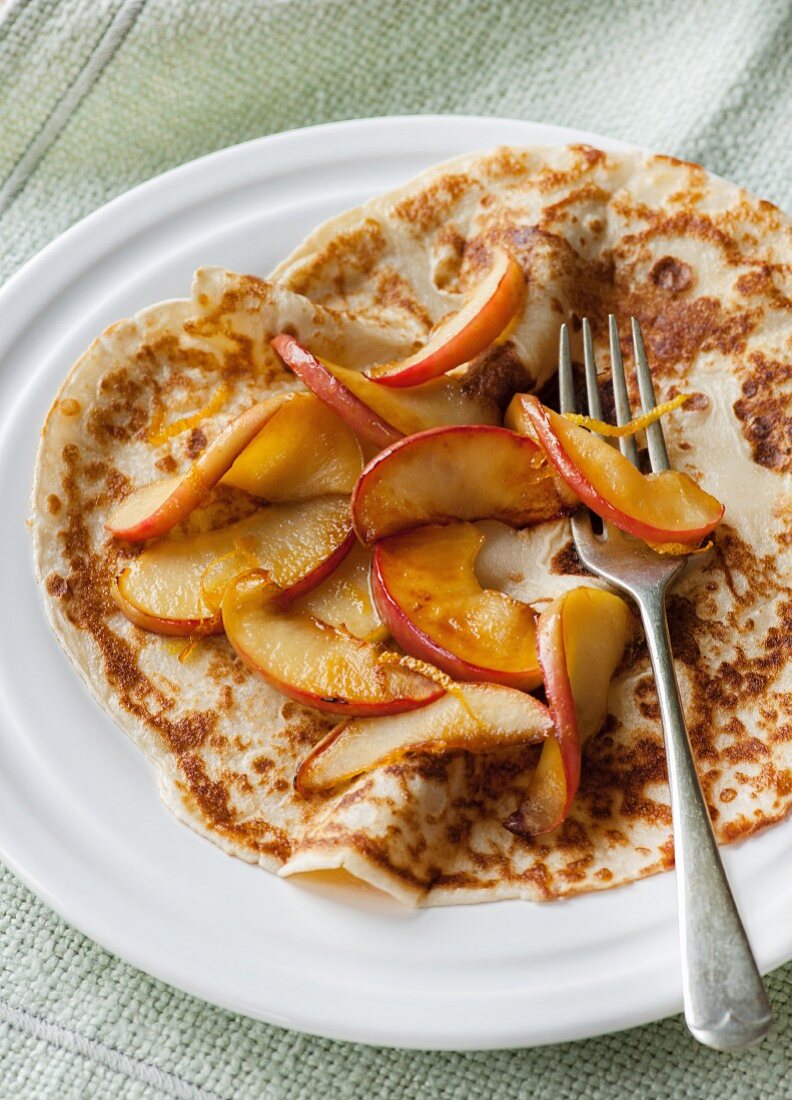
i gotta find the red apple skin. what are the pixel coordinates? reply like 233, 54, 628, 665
111, 577, 224, 638
294, 682, 552, 794
351, 423, 574, 544
521, 397, 724, 544
106, 400, 284, 541
113, 513, 354, 638
370, 252, 525, 388
222, 572, 445, 718
505, 587, 631, 838
271, 334, 402, 449
276, 526, 356, 605
535, 600, 580, 823
370, 542, 542, 691
232, 651, 443, 718
502, 605, 579, 839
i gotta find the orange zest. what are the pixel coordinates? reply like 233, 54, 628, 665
562, 392, 690, 438
147, 383, 230, 446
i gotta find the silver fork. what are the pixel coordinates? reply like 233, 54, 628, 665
563, 316, 772, 1051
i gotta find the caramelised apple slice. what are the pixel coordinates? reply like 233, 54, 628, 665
295, 682, 552, 793
352, 424, 576, 543
292, 542, 384, 641
107, 399, 285, 540
222, 392, 362, 499
372, 523, 542, 690
506, 586, 632, 837
368, 251, 525, 388
511, 395, 724, 545
271, 334, 499, 449
112, 496, 354, 636
221, 571, 444, 717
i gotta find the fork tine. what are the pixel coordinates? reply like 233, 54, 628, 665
632, 318, 670, 472
609, 315, 640, 467
581, 319, 604, 425
558, 323, 575, 415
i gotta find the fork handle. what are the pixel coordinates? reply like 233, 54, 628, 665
637, 593, 772, 1051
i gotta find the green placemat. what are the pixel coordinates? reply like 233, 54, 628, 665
1, 1, 790, 1096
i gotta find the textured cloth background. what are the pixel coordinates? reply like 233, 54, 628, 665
1, 0, 790, 1095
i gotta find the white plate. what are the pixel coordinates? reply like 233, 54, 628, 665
0, 115, 787, 1051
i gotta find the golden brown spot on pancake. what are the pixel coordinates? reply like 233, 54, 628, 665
650, 256, 693, 293
550, 541, 590, 577
375, 269, 433, 330
636, 297, 757, 374
56, 445, 219, 763
595, 867, 613, 882
635, 676, 660, 720
185, 427, 207, 458
734, 265, 792, 311
104, 469, 131, 502
667, 387, 709, 412
539, 182, 612, 225
777, 770, 792, 797
252, 756, 273, 774
584, 731, 671, 828
156, 454, 178, 474
46, 572, 70, 598
459, 342, 530, 411
59, 398, 81, 416
605, 828, 629, 846
515, 861, 553, 899
534, 145, 605, 194
393, 173, 474, 235
46, 493, 62, 515
287, 220, 386, 297
432, 224, 466, 291
179, 754, 232, 825
84, 461, 107, 481
217, 684, 233, 711
480, 148, 531, 181
733, 352, 792, 472
720, 787, 737, 803
560, 855, 595, 883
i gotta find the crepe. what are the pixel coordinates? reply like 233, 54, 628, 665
33, 145, 791, 906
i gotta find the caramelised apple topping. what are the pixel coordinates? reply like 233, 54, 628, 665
367, 249, 525, 388
271, 334, 499, 449
372, 523, 542, 691
112, 496, 354, 636
221, 571, 444, 717
509, 395, 724, 548
292, 542, 385, 641
222, 392, 362, 499
295, 682, 552, 794
351, 423, 575, 543
506, 587, 633, 837
104, 302, 723, 836
106, 398, 287, 540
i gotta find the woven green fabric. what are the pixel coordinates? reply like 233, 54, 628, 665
1, 0, 790, 1095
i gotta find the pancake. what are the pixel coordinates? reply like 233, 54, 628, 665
33, 146, 791, 906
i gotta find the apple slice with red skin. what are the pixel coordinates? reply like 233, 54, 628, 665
352, 424, 576, 543
368, 251, 525, 388
295, 682, 552, 793
511, 395, 724, 545
221, 571, 444, 717
505, 586, 632, 837
107, 399, 287, 541
221, 391, 362, 499
372, 523, 542, 691
271, 335, 499, 449
112, 496, 354, 637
